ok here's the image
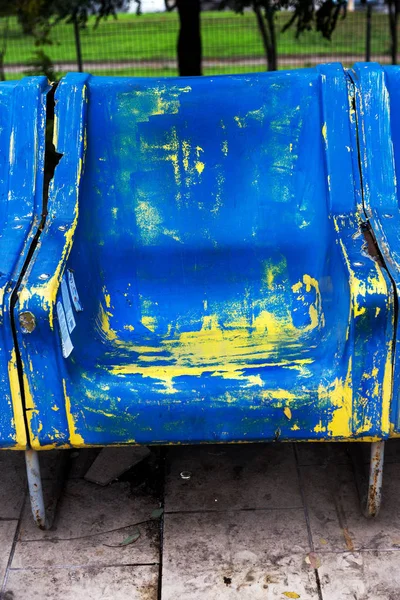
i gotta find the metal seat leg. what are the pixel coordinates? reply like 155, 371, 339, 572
25, 448, 69, 529
350, 440, 385, 518
25, 449, 49, 529
363, 441, 385, 518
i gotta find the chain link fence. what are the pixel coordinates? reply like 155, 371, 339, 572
2, 8, 398, 80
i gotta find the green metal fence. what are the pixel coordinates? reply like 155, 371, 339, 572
2, 8, 398, 79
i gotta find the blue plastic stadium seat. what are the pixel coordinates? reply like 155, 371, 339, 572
15, 65, 394, 448
351, 63, 400, 436
0, 77, 48, 448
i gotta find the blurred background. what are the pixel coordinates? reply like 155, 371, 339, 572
1, 0, 398, 80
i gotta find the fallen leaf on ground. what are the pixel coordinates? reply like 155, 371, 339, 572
305, 552, 321, 569
151, 508, 164, 520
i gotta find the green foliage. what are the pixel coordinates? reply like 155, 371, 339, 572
24, 48, 58, 79
220, 0, 347, 41
14, 0, 134, 80
15, 0, 133, 45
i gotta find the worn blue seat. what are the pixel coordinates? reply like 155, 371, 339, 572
0, 77, 48, 449
352, 63, 400, 437
16, 64, 393, 448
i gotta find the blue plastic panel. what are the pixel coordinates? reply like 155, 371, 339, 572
16, 65, 394, 448
0, 77, 49, 449
351, 64, 400, 435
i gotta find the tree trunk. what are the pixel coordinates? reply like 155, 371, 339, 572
176, 0, 202, 76
0, 17, 9, 82
365, 3, 372, 62
73, 14, 83, 72
253, 1, 277, 71
388, 0, 399, 65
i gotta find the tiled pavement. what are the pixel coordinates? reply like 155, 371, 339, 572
1, 442, 400, 599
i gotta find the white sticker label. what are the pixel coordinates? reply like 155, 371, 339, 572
67, 270, 83, 312
61, 276, 76, 333
57, 301, 73, 358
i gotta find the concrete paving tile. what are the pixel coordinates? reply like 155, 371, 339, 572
302, 462, 400, 552
0, 521, 17, 587
3, 565, 158, 600
165, 443, 302, 512
162, 509, 318, 600
0, 452, 26, 519
296, 442, 350, 467
13, 479, 160, 568
317, 551, 400, 600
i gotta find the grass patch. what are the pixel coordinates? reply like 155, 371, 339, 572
3, 9, 392, 69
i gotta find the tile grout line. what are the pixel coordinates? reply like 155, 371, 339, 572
0, 491, 28, 600
157, 448, 167, 600
163, 506, 305, 515
8, 563, 160, 571
293, 444, 324, 600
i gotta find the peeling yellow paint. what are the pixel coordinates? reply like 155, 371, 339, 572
108, 303, 317, 392
234, 115, 245, 128
263, 257, 287, 290
142, 315, 157, 332
355, 415, 373, 435
195, 161, 205, 175
7, 349, 27, 448
63, 379, 85, 446
318, 357, 352, 438
19, 191, 80, 330
260, 389, 296, 401
381, 341, 393, 436
103, 286, 111, 309
283, 406, 292, 420
314, 421, 326, 433
322, 122, 327, 143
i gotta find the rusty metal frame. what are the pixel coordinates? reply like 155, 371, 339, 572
25, 449, 49, 529
25, 448, 69, 529
363, 441, 385, 518
350, 440, 385, 518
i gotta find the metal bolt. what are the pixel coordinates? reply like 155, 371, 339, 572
19, 312, 36, 334
38, 273, 50, 281
58, 225, 67, 231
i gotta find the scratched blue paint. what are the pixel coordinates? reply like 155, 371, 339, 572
351, 63, 400, 433
0, 77, 49, 448
15, 66, 394, 448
